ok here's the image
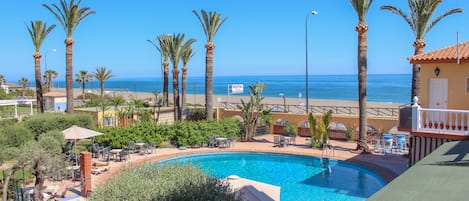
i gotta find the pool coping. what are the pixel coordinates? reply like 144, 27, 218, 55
93, 147, 406, 186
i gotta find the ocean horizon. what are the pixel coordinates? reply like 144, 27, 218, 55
54, 74, 411, 104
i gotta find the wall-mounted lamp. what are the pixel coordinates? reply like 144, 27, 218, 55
434, 67, 440, 77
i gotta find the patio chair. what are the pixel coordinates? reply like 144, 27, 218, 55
129, 141, 136, 153
149, 142, 157, 154
209, 136, 216, 148
118, 150, 128, 161
227, 137, 235, 148
102, 147, 110, 161
92, 143, 100, 158
140, 143, 150, 155
273, 135, 281, 147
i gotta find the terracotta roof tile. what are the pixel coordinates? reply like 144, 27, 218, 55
409, 41, 469, 64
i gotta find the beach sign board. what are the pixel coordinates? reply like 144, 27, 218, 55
230, 84, 244, 94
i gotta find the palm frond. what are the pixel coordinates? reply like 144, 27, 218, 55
381, 5, 414, 34
425, 8, 463, 35
193, 10, 228, 42
43, 0, 94, 37
350, 0, 373, 22
26, 21, 56, 52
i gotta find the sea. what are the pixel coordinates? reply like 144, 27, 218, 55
57, 74, 411, 104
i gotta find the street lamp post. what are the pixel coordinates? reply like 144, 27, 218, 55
44, 48, 56, 72
279, 93, 286, 113
305, 11, 318, 114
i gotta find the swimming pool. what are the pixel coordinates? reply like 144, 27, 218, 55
160, 152, 385, 201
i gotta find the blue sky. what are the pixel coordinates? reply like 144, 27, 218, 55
0, 0, 468, 81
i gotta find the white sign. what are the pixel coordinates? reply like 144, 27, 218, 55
230, 84, 244, 94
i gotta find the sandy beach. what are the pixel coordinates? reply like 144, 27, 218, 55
52, 88, 401, 109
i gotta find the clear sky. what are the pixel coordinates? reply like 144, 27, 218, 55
0, 0, 468, 82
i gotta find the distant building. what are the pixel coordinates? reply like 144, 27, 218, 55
44, 92, 67, 112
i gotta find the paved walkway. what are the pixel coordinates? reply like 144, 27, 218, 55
55, 134, 409, 199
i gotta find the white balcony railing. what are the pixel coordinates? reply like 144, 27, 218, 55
412, 97, 469, 135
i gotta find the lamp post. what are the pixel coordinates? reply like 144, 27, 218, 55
44, 48, 56, 72
279, 93, 286, 113
305, 11, 318, 114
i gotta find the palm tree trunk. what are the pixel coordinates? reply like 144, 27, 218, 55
34, 53, 44, 113
82, 81, 86, 100
356, 23, 369, 152
172, 69, 180, 121
163, 62, 169, 107
65, 38, 74, 113
182, 66, 187, 120
205, 43, 215, 120
100, 82, 104, 98
411, 39, 426, 103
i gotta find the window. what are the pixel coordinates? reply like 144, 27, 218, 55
103, 117, 116, 127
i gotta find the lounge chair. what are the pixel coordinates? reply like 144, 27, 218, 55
374, 139, 385, 154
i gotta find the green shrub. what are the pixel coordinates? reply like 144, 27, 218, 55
283, 123, 297, 136
95, 119, 241, 148
90, 164, 241, 201
23, 113, 94, 136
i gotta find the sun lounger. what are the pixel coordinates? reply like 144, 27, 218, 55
91, 166, 111, 175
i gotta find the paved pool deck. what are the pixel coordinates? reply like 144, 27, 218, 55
53, 134, 409, 199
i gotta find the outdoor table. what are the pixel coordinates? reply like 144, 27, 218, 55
281, 136, 291, 147
135, 143, 145, 152
215, 137, 228, 148
110, 149, 122, 160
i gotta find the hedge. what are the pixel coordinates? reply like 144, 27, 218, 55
94, 118, 241, 148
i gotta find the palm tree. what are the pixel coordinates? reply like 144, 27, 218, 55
193, 10, 228, 120
18, 77, 29, 97
75, 70, 92, 100
350, 0, 373, 153
111, 95, 125, 127
93, 66, 114, 99
148, 34, 171, 107
43, 0, 95, 114
167, 34, 192, 121
180, 38, 196, 120
26, 20, 56, 113
381, 0, 462, 102
43, 70, 58, 92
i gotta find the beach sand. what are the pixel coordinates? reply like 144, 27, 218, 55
53, 88, 401, 109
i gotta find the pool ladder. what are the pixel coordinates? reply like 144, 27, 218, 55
321, 143, 335, 158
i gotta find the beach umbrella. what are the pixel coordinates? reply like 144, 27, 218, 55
63, 125, 103, 140
62, 125, 103, 165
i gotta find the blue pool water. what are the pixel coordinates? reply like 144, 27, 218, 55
159, 152, 385, 201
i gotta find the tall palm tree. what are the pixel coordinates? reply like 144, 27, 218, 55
18, 77, 29, 97
381, 0, 462, 102
168, 34, 195, 121
93, 66, 114, 99
193, 10, 228, 120
350, 0, 373, 153
148, 34, 171, 107
43, 70, 58, 92
43, 0, 95, 114
75, 70, 92, 100
180, 38, 196, 120
26, 20, 56, 113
